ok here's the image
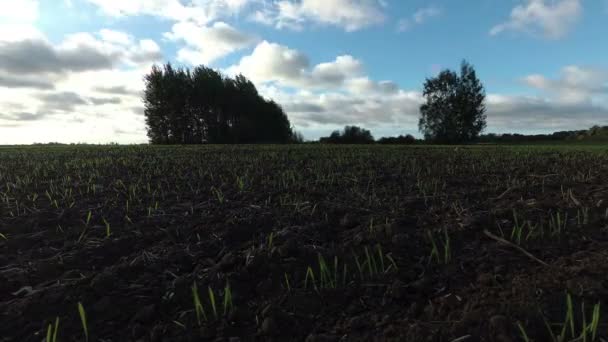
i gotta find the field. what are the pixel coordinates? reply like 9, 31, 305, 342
1, 145, 607, 341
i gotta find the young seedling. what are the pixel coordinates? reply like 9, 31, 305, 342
191, 282, 207, 325
517, 321, 531, 342
77, 302, 88, 342
304, 266, 317, 291
427, 229, 451, 264
85, 210, 92, 226
102, 218, 111, 238
0, 232, 7, 240
284, 273, 291, 292
208, 286, 218, 319
211, 186, 224, 204
45, 317, 60, 342
533, 293, 603, 342
223, 283, 233, 315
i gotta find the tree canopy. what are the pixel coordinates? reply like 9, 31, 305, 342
419, 60, 486, 144
143, 63, 296, 144
319, 126, 375, 144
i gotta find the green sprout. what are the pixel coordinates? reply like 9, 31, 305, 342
223, 283, 233, 315
208, 286, 218, 319
523, 293, 603, 342
102, 218, 111, 238
304, 266, 317, 291
427, 229, 450, 264
77, 302, 88, 342
284, 273, 291, 292
85, 210, 92, 226
45, 317, 60, 342
192, 282, 207, 325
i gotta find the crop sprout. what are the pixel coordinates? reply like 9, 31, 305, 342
210, 186, 225, 203
427, 228, 451, 264
102, 218, 111, 238
517, 293, 601, 342
45, 317, 60, 342
77, 302, 88, 342
305, 254, 344, 290
191, 281, 233, 325
353, 245, 398, 280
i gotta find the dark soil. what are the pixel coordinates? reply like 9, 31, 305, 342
1, 145, 607, 342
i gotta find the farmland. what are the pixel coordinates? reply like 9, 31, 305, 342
1, 145, 607, 341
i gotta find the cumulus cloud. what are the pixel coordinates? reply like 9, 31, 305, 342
0, 73, 55, 89
253, 0, 385, 31
226, 41, 309, 84
490, 0, 582, 39
85, 0, 251, 25
522, 66, 608, 104
0, 29, 161, 79
227, 41, 371, 90
89, 97, 122, 105
0, 28, 155, 143
165, 21, 257, 65
0, 0, 39, 23
226, 41, 423, 131
37, 91, 89, 112
397, 6, 442, 32
0, 112, 46, 122
486, 94, 608, 132
0, 38, 116, 75
93, 85, 141, 96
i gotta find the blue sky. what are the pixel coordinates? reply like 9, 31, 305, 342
0, 0, 607, 143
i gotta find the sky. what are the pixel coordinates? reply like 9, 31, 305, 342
0, 0, 607, 144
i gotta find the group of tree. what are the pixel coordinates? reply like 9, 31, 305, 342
317, 60, 486, 145
377, 134, 416, 144
318, 126, 417, 144
143, 63, 298, 144
478, 125, 608, 144
319, 126, 375, 144
142, 59, 608, 146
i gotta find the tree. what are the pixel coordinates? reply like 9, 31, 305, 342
377, 134, 416, 144
143, 63, 295, 144
419, 60, 486, 144
319, 125, 375, 144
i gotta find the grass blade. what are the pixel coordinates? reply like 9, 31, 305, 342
77, 302, 88, 342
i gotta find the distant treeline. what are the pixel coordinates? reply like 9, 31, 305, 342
317, 125, 608, 144
477, 125, 608, 144
318, 126, 417, 144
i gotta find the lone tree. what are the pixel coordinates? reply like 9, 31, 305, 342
143, 63, 296, 144
418, 60, 486, 144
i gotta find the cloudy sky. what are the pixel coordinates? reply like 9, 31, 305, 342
0, 0, 607, 144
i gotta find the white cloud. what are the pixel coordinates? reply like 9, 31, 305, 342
311, 55, 364, 86
490, 0, 582, 39
226, 41, 310, 84
486, 94, 608, 132
228, 41, 372, 89
165, 21, 257, 65
0, 30, 160, 144
228, 41, 608, 138
255, 0, 385, 31
85, 0, 251, 25
226, 40, 423, 133
523, 66, 608, 104
0, 0, 39, 23
99, 29, 133, 45
86, 0, 384, 32
397, 6, 442, 32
